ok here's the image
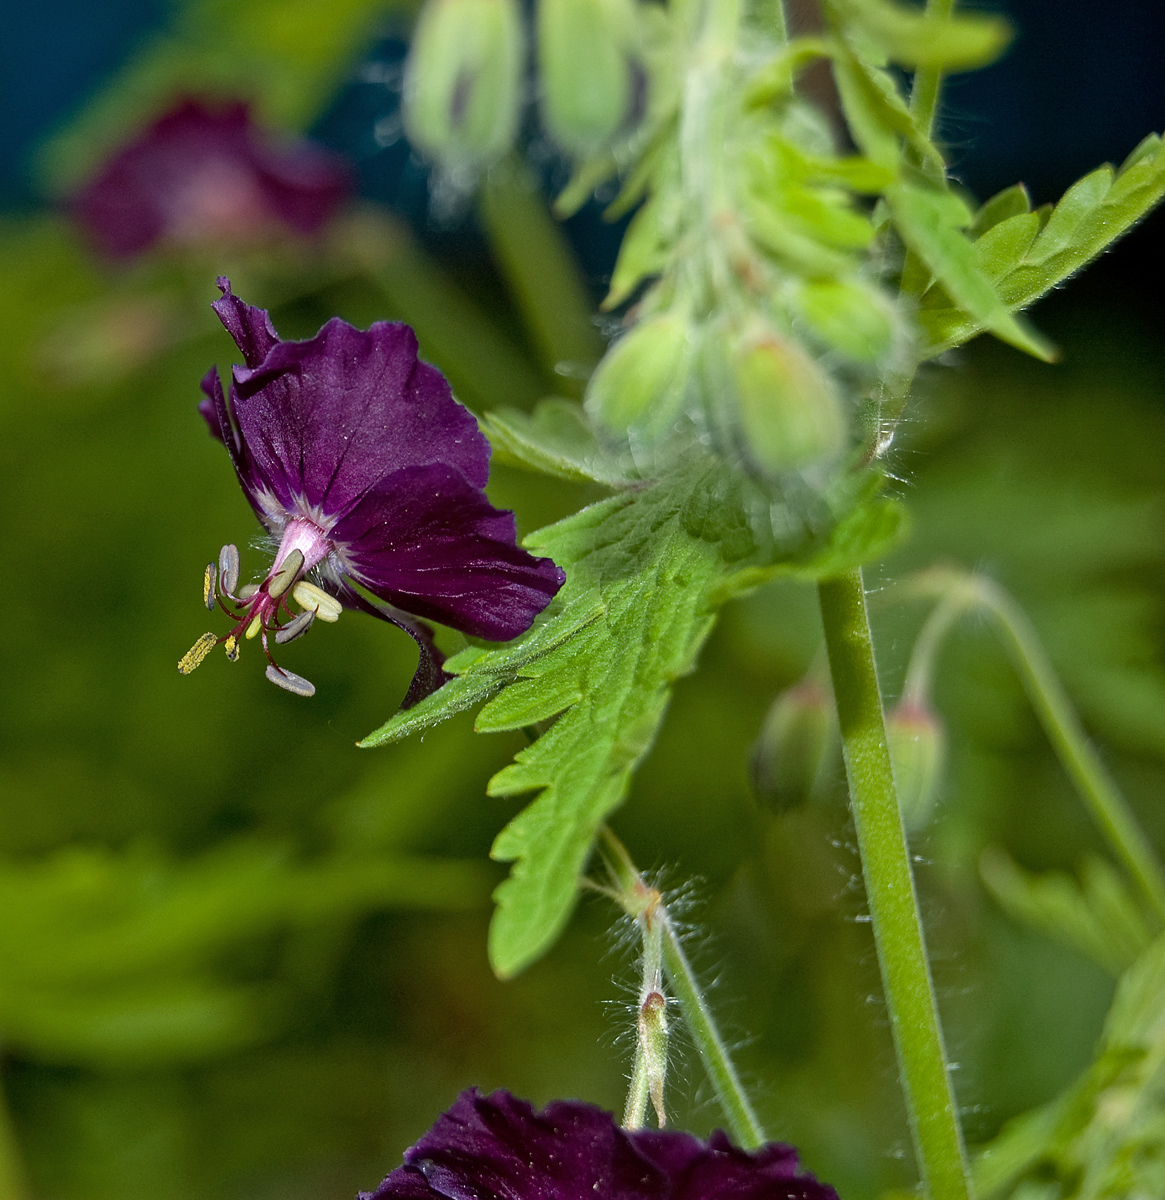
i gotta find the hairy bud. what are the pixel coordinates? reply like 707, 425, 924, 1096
886, 698, 946, 832
404, 0, 524, 169
537, 0, 642, 157
751, 679, 837, 812
731, 327, 846, 473
585, 313, 692, 440
791, 278, 898, 362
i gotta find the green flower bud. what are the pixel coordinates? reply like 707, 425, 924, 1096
750, 679, 837, 812
585, 313, 692, 440
887, 699, 946, 832
732, 327, 846, 473
792, 278, 898, 362
537, 0, 641, 157
404, 0, 524, 170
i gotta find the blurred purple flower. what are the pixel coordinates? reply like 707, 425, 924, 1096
73, 98, 349, 259
360, 1089, 841, 1200
181, 279, 564, 700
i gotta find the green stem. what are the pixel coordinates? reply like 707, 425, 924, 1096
902, 590, 973, 706
908, 0, 954, 144
818, 570, 971, 1200
973, 578, 1165, 923
598, 828, 767, 1149
479, 157, 604, 397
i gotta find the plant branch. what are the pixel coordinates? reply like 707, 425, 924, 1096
974, 577, 1165, 923
818, 569, 971, 1200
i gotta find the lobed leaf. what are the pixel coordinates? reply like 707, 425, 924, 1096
362, 461, 905, 976
919, 135, 1165, 357
980, 847, 1156, 977
887, 179, 1057, 361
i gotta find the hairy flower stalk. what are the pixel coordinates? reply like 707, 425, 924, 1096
181, 278, 565, 699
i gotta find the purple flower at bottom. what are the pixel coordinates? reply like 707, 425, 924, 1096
361, 1090, 841, 1200
73, 98, 348, 259
180, 279, 564, 700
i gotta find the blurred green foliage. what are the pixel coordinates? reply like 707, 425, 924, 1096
2, 0, 1165, 1198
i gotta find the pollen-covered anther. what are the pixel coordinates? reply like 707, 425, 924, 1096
292, 581, 342, 623
224, 634, 240, 662
178, 631, 218, 674
267, 548, 304, 600
203, 563, 217, 610
265, 664, 316, 697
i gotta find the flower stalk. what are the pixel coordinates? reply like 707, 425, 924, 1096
597, 827, 767, 1149
908, 567, 1165, 924
817, 569, 971, 1200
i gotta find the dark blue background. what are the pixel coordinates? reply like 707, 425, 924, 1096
3, 0, 1162, 299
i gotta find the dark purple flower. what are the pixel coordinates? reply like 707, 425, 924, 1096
73, 98, 348, 259
360, 1090, 840, 1200
180, 279, 565, 699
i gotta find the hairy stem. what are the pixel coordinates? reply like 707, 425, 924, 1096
908, 0, 955, 144
598, 827, 767, 1148
818, 570, 971, 1200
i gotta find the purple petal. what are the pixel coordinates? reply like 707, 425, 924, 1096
198, 365, 278, 524
219, 303, 490, 518
212, 278, 280, 368
361, 1091, 840, 1200
329, 464, 565, 642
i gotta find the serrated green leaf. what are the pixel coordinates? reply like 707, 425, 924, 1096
481, 398, 636, 485
971, 183, 1033, 237
838, 0, 1010, 71
887, 180, 1058, 361
919, 137, 1165, 356
969, 211, 1042, 279
361, 459, 878, 976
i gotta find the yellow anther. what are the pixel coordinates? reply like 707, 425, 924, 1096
203, 563, 217, 610
178, 632, 218, 675
292, 581, 342, 622
224, 634, 240, 662
245, 615, 262, 640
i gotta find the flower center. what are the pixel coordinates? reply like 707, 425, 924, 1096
177, 520, 343, 696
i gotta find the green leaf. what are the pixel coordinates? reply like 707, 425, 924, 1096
974, 933, 1165, 1199
603, 191, 673, 309
361, 460, 891, 976
481, 398, 637, 485
980, 847, 1156, 977
887, 180, 1058, 361
919, 136, 1165, 357
829, 46, 942, 175
837, 0, 1010, 71
970, 183, 1033, 237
